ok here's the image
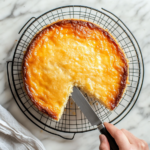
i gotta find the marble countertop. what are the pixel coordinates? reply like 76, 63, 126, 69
1, 0, 150, 149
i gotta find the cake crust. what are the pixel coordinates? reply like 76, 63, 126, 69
23, 19, 128, 121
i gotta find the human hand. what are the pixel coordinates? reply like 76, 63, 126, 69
99, 122, 149, 150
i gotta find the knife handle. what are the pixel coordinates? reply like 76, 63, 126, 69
98, 126, 119, 150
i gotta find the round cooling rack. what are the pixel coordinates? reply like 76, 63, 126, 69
7, 5, 144, 140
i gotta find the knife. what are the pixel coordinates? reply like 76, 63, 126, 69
71, 87, 119, 150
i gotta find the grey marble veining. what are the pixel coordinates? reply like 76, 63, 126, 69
0, 0, 150, 149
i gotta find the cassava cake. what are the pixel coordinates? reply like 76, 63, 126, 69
23, 19, 128, 121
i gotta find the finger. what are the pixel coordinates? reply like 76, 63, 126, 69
131, 139, 149, 150
139, 139, 149, 150
121, 129, 139, 144
99, 134, 110, 150
104, 122, 131, 150
117, 128, 149, 150
121, 128, 149, 150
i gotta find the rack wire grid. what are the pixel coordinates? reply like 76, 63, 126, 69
7, 5, 144, 140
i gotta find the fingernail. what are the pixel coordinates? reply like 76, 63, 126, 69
100, 134, 105, 142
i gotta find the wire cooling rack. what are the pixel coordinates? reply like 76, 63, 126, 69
7, 5, 144, 140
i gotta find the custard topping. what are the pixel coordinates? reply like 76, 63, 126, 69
23, 20, 128, 120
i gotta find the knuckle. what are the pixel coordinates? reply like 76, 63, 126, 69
142, 140, 149, 149
137, 140, 148, 149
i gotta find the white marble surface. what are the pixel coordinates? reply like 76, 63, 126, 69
0, 0, 150, 149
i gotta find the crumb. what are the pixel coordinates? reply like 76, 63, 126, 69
71, 102, 73, 105
72, 112, 76, 115
96, 103, 98, 105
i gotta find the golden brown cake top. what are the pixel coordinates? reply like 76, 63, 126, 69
23, 19, 128, 121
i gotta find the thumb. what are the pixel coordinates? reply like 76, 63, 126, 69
99, 134, 110, 150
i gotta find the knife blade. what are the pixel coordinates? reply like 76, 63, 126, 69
71, 86, 102, 126
71, 86, 119, 150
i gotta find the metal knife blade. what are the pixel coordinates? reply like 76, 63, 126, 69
71, 86, 102, 126
71, 86, 119, 150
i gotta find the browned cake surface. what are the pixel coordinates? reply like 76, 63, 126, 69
23, 19, 128, 121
